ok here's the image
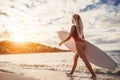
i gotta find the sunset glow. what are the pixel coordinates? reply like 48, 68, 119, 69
0, 0, 120, 50
11, 34, 27, 42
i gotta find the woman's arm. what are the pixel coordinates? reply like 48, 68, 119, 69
59, 25, 75, 46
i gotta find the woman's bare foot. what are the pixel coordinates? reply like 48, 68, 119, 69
90, 75, 97, 79
65, 72, 73, 77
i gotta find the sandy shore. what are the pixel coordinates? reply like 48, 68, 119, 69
0, 69, 120, 80
0, 71, 34, 80
0, 53, 120, 80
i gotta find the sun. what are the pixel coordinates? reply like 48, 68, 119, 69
11, 34, 27, 42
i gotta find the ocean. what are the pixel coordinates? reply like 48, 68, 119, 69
0, 52, 119, 73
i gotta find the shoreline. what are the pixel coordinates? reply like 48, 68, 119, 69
0, 69, 120, 80
0, 52, 120, 80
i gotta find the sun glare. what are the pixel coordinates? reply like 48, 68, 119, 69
11, 34, 26, 42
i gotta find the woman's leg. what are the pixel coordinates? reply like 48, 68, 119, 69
76, 42, 96, 78
81, 53, 96, 78
66, 53, 79, 76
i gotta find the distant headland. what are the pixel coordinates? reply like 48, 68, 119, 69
0, 41, 70, 54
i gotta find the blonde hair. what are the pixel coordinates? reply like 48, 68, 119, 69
72, 14, 83, 38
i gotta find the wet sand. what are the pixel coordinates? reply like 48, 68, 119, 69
0, 69, 120, 80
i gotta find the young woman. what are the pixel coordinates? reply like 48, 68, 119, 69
59, 14, 96, 79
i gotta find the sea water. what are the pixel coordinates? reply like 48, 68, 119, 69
0, 52, 119, 74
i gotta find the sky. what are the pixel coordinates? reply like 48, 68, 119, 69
0, 0, 120, 50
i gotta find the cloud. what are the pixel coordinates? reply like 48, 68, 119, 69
80, 0, 120, 12
80, 4, 98, 12
94, 38, 120, 44
0, 11, 9, 17
0, 30, 10, 40
106, 29, 116, 32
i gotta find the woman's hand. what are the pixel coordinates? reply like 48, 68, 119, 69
59, 42, 63, 46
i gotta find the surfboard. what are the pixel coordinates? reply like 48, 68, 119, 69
58, 31, 117, 70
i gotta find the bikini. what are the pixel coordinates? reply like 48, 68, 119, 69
72, 26, 84, 43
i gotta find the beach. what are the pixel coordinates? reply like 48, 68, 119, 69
0, 71, 34, 80
0, 52, 120, 80
1, 69, 120, 80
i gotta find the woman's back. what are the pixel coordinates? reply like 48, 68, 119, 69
72, 26, 84, 43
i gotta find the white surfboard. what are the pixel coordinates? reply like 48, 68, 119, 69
58, 31, 117, 70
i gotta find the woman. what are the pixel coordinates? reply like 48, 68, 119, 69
59, 14, 96, 79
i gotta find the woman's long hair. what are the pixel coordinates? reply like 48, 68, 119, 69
72, 14, 83, 38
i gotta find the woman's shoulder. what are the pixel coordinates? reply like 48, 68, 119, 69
72, 25, 76, 27
72, 25, 75, 28
71, 25, 76, 29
